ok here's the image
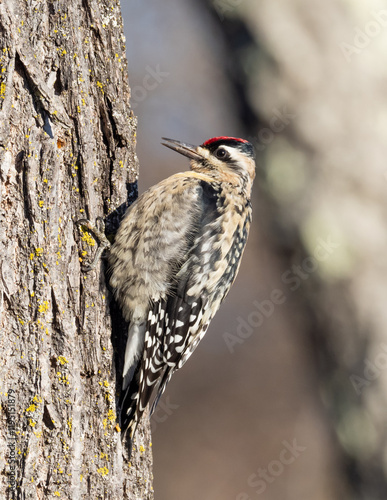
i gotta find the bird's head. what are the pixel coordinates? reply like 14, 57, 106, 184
162, 136, 256, 198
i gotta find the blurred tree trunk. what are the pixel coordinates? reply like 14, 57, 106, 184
0, 1, 153, 498
208, 0, 387, 498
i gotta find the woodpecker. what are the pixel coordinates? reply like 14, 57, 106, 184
108, 136, 256, 439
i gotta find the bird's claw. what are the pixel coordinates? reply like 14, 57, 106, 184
76, 218, 111, 272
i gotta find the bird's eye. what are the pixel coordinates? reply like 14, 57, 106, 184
215, 148, 229, 160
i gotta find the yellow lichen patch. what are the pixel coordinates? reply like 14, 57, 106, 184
25, 404, 36, 413
0, 82, 6, 98
97, 466, 109, 476
54, 492, 60, 497
96, 81, 104, 94
80, 229, 96, 247
139, 445, 145, 453
35, 247, 43, 257
57, 356, 68, 365
38, 301, 49, 314
60, 438, 69, 452
56, 372, 69, 386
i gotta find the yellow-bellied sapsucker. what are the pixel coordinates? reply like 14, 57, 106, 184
108, 136, 256, 438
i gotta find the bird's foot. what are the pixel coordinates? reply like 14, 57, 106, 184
76, 217, 111, 272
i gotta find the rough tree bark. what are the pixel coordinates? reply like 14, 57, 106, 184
0, 1, 153, 499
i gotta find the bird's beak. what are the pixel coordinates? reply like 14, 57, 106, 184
161, 138, 203, 161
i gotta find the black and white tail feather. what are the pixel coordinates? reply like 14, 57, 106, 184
119, 287, 210, 439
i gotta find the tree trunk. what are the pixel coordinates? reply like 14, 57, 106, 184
0, 1, 153, 498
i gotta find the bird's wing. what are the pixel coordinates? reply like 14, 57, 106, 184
120, 178, 251, 436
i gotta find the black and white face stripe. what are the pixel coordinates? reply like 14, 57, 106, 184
202, 138, 255, 161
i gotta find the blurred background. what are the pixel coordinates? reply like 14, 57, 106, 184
121, 1, 387, 499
